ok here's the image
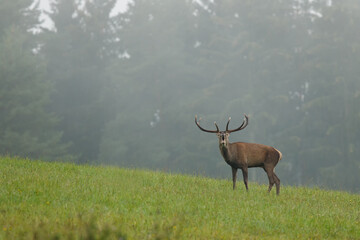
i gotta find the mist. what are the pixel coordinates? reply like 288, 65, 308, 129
1, 0, 359, 192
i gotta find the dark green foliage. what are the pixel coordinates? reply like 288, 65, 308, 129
42, 0, 119, 163
0, 0, 37, 38
0, 27, 70, 160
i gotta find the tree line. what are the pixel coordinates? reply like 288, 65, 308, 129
1, 0, 359, 192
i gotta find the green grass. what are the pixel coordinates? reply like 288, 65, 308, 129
0, 156, 359, 239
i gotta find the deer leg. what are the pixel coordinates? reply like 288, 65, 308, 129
274, 173, 280, 195
231, 167, 237, 190
267, 173, 275, 193
241, 167, 249, 191
264, 166, 275, 193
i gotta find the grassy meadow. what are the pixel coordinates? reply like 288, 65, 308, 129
0, 156, 359, 239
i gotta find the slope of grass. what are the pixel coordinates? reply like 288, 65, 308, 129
0, 156, 359, 239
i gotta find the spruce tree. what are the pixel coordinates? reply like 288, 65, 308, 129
0, 27, 71, 160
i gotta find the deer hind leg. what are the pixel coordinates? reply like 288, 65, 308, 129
241, 167, 249, 191
273, 173, 280, 195
267, 174, 275, 193
264, 166, 275, 193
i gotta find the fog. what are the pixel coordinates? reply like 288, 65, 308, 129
1, 0, 359, 192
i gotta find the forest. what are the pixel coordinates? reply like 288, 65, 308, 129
1, 0, 359, 192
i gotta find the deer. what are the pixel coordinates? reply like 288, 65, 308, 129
195, 114, 282, 195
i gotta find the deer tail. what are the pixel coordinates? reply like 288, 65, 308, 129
274, 148, 282, 161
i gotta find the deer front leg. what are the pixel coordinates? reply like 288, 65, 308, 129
231, 167, 237, 190
241, 167, 249, 191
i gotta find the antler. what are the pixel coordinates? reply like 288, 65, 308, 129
195, 115, 219, 133
226, 114, 249, 133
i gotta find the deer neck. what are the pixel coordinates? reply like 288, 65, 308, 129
219, 142, 232, 163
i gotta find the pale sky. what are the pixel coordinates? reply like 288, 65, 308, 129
29, 0, 133, 32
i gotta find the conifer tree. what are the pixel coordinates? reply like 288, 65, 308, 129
0, 27, 71, 160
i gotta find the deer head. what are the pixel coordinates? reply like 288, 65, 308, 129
195, 114, 249, 147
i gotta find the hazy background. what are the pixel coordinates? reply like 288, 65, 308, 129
1, 0, 359, 192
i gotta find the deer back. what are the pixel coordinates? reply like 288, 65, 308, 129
227, 142, 280, 168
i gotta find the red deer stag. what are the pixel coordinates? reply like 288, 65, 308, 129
195, 114, 282, 195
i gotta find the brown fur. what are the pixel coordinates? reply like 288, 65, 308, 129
195, 115, 282, 195
220, 141, 282, 195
